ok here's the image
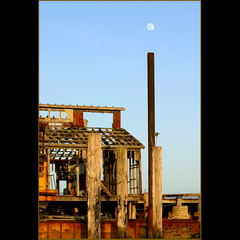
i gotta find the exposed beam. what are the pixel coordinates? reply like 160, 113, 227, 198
39, 104, 126, 112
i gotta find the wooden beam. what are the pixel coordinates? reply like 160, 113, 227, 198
39, 104, 126, 112
40, 143, 144, 150
162, 193, 200, 197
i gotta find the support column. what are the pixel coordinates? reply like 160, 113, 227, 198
116, 148, 128, 238
138, 150, 143, 200
56, 165, 59, 195
87, 133, 102, 239
132, 205, 136, 219
82, 150, 87, 192
144, 193, 149, 219
128, 202, 132, 220
76, 150, 80, 196
104, 151, 110, 191
67, 160, 71, 195
152, 146, 162, 238
47, 148, 50, 189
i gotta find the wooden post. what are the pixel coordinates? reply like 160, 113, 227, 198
116, 148, 128, 238
68, 160, 71, 195
110, 152, 113, 194
113, 152, 117, 195
128, 202, 132, 220
132, 153, 135, 195
147, 52, 155, 238
144, 193, 149, 219
76, 150, 80, 196
132, 205, 136, 219
135, 151, 139, 195
47, 148, 50, 189
82, 150, 87, 191
56, 164, 59, 195
152, 146, 162, 238
148, 52, 155, 207
87, 133, 102, 239
129, 156, 132, 195
138, 150, 142, 200
105, 151, 110, 191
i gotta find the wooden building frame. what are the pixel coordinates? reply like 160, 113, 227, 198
39, 104, 145, 201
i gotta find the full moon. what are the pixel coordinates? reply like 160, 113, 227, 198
147, 23, 154, 31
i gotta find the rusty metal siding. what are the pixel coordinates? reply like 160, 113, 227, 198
39, 219, 199, 239
39, 221, 87, 239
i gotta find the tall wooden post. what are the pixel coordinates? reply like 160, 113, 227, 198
148, 52, 155, 238
87, 133, 102, 239
152, 146, 162, 238
116, 148, 128, 238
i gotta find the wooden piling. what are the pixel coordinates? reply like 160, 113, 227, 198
152, 146, 162, 238
116, 148, 128, 238
87, 133, 102, 239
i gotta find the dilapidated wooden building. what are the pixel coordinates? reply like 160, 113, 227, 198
39, 104, 145, 230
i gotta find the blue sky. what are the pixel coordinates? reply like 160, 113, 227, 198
39, 1, 200, 194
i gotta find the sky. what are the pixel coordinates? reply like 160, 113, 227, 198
39, 1, 200, 194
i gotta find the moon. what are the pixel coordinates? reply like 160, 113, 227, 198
147, 23, 154, 31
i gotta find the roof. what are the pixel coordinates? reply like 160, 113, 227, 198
39, 126, 145, 151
